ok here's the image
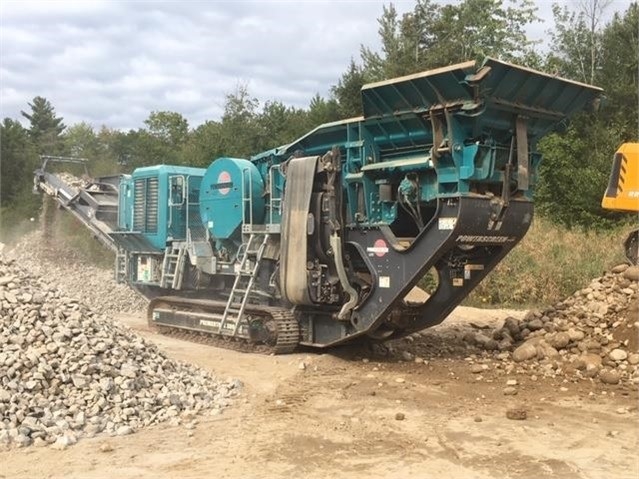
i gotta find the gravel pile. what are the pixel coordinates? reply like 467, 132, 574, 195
57, 172, 88, 192
0, 254, 240, 449
393, 264, 639, 386
8, 232, 145, 315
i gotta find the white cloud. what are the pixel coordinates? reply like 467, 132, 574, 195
0, 0, 632, 131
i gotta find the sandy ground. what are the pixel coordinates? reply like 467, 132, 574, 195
2, 307, 637, 479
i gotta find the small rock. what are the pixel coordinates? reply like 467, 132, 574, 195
574, 353, 602, 372
504, 317, 520, 336
512, 342, 537, 362
71, 375, 89, 389
33, 437, 48, 448
395, 378, 405, 384
567, 329, 585, 342
611, 264, 629, 274
470, 364, 485, 374
503, 387, 518, 396
14, 434, 31, 447
506, 379, 518, 386
609, 349, 628, 362
600, 371, 620, 385
474, 333, 498, 351
52, 433, 76, 450
0, 388, 10, 402
401, 351, 414, 361
298, 361, 306, 371
474, 416, 483, 423
395, 412, 405, 421
116, 426, 133, 436
623, 266, 639, 281
4, 291, 17, 303
527, 319, 543, 331
536, 340, 559, 360
506, 408, 527, 420
99, 443, 114, 453
627, 353, 639, 366
548, 332, 571, 350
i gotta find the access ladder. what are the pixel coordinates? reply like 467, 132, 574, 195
219, 233, 270, 335
160, 245, 187, 289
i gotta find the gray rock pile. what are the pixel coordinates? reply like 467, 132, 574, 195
0, 254, 240, 449
8, 232, 145, 315
394, 264, 639, 386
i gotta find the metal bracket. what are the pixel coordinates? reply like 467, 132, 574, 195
516, 116, 529, 191
429, 110, 445, 165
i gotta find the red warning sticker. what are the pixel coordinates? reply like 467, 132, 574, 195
367, 238, 389, 257
217, 171, 231, 195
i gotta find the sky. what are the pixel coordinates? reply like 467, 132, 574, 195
0, 0, 633, 131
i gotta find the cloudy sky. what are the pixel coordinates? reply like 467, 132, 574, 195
0, 0, 632, 131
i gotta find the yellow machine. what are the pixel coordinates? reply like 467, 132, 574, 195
602, 142, 639, 264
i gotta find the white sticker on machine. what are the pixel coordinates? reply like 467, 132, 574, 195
438, 218, 457, 230
464, 263, 484, 279
379, 276, 390, 288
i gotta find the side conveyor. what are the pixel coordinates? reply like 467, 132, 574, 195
33, 156, 121, 252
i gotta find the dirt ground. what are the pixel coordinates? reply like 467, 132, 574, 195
2, 307, 637, 479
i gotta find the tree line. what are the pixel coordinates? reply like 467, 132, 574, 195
1, 0, 637, 234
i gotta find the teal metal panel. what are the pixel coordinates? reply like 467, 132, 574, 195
360, 60, 477, 118
199, 158, 265, 240
250, 59, 602, 227
128, 165, 206, 250
118, 175, 133, 230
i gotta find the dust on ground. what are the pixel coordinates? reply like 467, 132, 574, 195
2, 307, 637, 479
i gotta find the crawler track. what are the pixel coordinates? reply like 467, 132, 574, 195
147, 296, 299, 354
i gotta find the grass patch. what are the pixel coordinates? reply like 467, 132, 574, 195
466, 216, 628, 308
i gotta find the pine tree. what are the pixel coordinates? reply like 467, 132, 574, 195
20, 96, 66, 154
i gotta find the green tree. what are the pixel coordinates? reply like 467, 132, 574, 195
126, 111, 190, 168
546, 1, 611, 84
307, 94, 340, 127
64, 122, 100, 157
144, 111, 189, 148
0, 118, 41, 238
421, 0, 539, 66
361, 3, 423, 80
536, 118, 626, 228
359, 0, 539, 81
181, 120, 224, 168
332, 59, 368, 118
334, 0, 540, 119
597, 3, 638, 137
218, 84, 262, 157
257, 101, 309, 150
0, 118, 37, 206
537, 3, 638, 228
20, 96, 66, 154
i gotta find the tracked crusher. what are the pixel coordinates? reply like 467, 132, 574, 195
34, 58, 603, 353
